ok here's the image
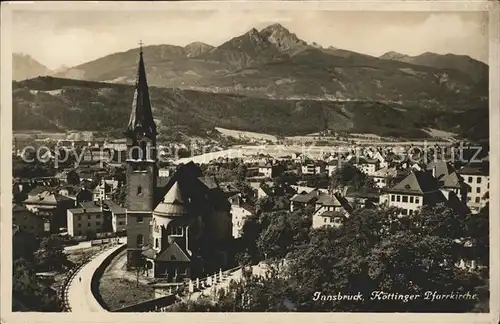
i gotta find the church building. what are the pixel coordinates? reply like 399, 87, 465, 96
124, 47, 233, 280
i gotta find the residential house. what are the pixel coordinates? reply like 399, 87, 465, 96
57, 185, 93, 203
301, 161, 326, 175
93, 178, 119, 202
352, 157, 379, 176
326, 160, 342, 176
257, 185, 274, 199
258, 162, 274, 178
67, 201, 112, 237
458, 164, 489, 214
290, 189, 322, 211
370, 167, 399, 189
12, 204, 47, 237
229, 194, 253, 239
23, 188, 76, 233
381, 171, 441, 216
101, 200, 127, 234
340, 186, 381, 209
158, 168, 172, 178
311, 193, 353, 229
381, 170, 468, 216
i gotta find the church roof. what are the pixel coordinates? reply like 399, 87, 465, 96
153, 181, 188, 217
125, 48, 157, 138
155, 241, 191, 262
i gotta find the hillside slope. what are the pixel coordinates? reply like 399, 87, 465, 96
13, 77, 488, 141
13, 53, 52, 81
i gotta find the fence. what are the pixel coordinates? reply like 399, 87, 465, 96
119, 266, 244, 312
60, 241, 123, 312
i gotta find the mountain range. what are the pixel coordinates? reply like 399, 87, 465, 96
12, 23, 482, 110
11, 23, 489, 140
13, 53, 52, 81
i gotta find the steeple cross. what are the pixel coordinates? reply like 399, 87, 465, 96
139, 40, 144, 54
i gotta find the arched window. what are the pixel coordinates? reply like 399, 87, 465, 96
136, 234, 144, 247
137, 186, 142, 195
140, 141, 147, 160
155, 238, 159, 249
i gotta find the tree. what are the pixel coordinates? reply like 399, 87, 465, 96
256, 211, 311, 260
13, 258, 62, 311
66, 169, 80, 185
34, 235, 69, 272
413, 204, 467, 239
236, 164, 247, 181
255, 196, 274, 216
465, 203, 489, 267
112, 181, 128, 206
330, 163, 373, 191
180, 205, 487, 312
13, 231, 39, 262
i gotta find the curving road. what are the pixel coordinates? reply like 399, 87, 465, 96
66, 242, 126, 313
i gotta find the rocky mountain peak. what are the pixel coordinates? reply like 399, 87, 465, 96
379, 51, 410, 60
184, 42, 214, 57
260, 23, 308, 55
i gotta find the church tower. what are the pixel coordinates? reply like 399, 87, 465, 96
124, 44, 157, 268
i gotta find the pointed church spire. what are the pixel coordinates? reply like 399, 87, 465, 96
125, 41, 157, 138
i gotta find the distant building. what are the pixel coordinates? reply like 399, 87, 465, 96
12, 204, 47, 237
229, 195, 253, 239
381, 170, 468, 216
67, 201, 110, 237
23, 188, 76, 233
370, 167, 398, 189
326, 160, 342, 176
352, 158, 379, 176
311, 193, 352, 229
290, 189, 322, 211
458, 165, 489, 214
301, 161, 325, 175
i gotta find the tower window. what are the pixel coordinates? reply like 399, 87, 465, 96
136, 234, 144, 247
155, 238, 159, 249
169, 225, 183, 237
141, 141, 148, 160
137, 186, 142, 195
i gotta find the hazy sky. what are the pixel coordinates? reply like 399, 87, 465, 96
12, 10, 488, 70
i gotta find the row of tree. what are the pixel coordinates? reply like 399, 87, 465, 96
171, 202, 489, 312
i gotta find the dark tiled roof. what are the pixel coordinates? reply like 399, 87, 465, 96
198, 176, 218, 189
291, 190, 319, 203
440, 172, 462, 189
79, 201, 102, 213
320, 210, 346, 218
388, 171, 439, 194
102, 200, 126, 214
316, 193, 342, 206
458, 165, 488, 176
142, 247, 156, 259
68, 208, 85, 214
426, 161, 455, 179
